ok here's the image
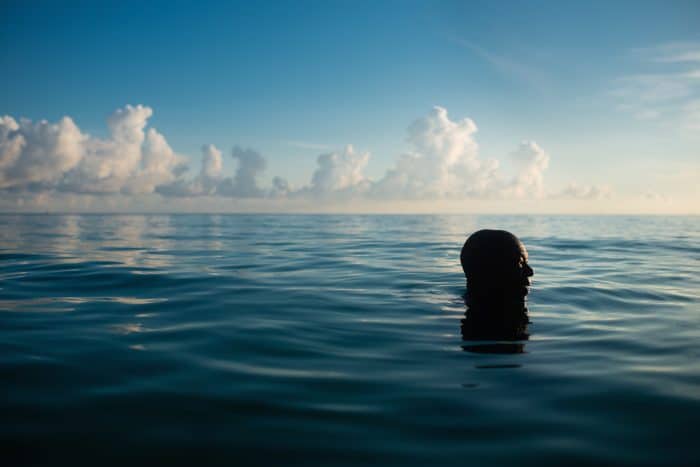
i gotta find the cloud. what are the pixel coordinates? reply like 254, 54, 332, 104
158, 144, 268, 198
1, 104, 607, 208
0, 105, 266, 200
643, 192, 672, 204
452, 38, 550, 90
290, 107, 554, 202
270, 176, 291, 197
156, 144, 223, 197
0, 104, 186, 195
216, 146, 267, 198
614, 42, 700, 129
371, 106, 500, 199
505, 141, 550, 199
637, 42, 700, 64
201, 144, 223, 179
614, 73, 695, 104
300, 145, 370, 197
0, 115, 85, 189
72, 105, 184, 194
554, 183, 612, 200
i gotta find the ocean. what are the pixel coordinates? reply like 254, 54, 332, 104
1, 214, 698, 466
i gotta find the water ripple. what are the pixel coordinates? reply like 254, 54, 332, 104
1, 214, 699, 466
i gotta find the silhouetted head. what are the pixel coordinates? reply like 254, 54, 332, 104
460, 229, 533, 307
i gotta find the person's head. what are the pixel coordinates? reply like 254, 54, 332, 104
460, 229, 533, 306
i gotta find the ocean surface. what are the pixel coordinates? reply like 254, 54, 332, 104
1, 214, 699, 466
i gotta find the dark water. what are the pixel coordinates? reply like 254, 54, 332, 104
1, 214, 699, 466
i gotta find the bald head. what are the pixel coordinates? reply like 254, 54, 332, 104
460, 229, 533, 305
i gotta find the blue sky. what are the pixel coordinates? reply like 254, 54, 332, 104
1, 0, 698, 212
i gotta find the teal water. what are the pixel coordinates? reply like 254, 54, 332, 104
1, 214, 699, 466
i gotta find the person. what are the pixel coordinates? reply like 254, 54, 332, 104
459, 229, 533, 343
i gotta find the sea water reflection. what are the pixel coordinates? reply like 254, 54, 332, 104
460, 305, 530, 355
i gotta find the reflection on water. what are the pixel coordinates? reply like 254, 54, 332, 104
0, 296, 167, 313
1, 214, 699, 466
463, 343, 525, 354
0, 214, 180, 269
110, 322, 146, 335
460, 300, 530, 354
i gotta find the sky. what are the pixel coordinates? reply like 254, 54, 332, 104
1, 0, 698, 213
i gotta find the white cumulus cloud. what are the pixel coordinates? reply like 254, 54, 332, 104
0, 115, 85, 189
157, 144, 268, 198
371, 106, 500, 199
0, 104, 612, 209
0, 104, 185, 195
216, 146, 267, 198
303, 145, 370, 196
201, 144, 223, 179
156, 144, 223, 197
506, 141, 550, 199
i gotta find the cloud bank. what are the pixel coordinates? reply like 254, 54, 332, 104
0, 105, 184, 195
0, 105, 606, 209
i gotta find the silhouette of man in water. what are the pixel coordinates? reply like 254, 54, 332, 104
460, 229, 534, 345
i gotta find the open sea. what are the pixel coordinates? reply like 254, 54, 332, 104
1, 214, 699, 466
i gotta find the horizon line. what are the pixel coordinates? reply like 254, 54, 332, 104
0, 211, 697, 217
